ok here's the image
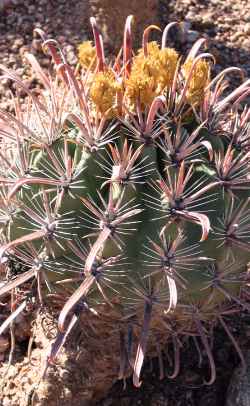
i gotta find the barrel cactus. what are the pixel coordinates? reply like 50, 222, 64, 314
0, 16, 250, 404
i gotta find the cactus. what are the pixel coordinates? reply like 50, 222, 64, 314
0, 16, 250, 404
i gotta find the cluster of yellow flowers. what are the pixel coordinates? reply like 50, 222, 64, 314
89, 69, 121, 115
126, 41, 178, 109
182, 58, 210, 105
78, 41, 96, 70
78, 39, 210, 115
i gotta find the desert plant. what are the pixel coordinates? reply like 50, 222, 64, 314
0, 16, 250, 402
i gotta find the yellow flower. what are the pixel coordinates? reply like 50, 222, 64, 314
125, 41, 178, 110
125, 43, 159, 110
90, 69, 121, 116
137, 41, 160, 59
182, 58, 210, 105
78, 41, 96, 70
158, 48, 179, 90
125, 67, 156, 110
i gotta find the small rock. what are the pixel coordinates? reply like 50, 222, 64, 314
64, 44, 77, 65
15, 68, 24, 76
243, 23, 250, 35
242, 39, 250, 49
6, 33, 15, 42
67, 51, 77, 65
202, 12, 214, 27
6, 365, 17, 378
231, 32, 244, 42
186, 11, 196, 20
2, 398, 12, 406
64, 44, 75, 53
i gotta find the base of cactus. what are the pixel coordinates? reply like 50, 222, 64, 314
0, 306, 165, 406
0, 311, 118, 405
1, 302, 249, 405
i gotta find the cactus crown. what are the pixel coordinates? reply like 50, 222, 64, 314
0, 16, 250, 387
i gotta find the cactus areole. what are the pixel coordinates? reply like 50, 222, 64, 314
0, 16, 250, 389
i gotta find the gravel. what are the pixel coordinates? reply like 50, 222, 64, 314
159, 0, 250, 82
0, 0, 90, 111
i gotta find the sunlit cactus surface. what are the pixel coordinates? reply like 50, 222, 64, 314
0, 16, 250, 386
